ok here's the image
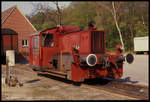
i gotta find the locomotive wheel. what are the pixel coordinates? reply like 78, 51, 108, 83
98, 78, 111, 85
109, 62, 122, 79
32, 67, 41, 72
32, 68, 38, 71
72, 81, 82, 86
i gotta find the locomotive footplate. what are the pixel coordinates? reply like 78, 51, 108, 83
38, 69, 67, 79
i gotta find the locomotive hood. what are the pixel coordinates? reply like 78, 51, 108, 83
56, 25, 80, 33
40, 25, 80, 34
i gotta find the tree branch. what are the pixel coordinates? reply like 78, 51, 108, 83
54, 2, 62, 25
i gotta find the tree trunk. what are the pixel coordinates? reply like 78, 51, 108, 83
55, 2, 62, 25
112, 2, 125, 52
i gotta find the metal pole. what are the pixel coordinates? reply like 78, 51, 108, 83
60, 51, 62, 71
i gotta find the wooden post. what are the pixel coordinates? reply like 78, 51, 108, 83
6, 56, 10, 85
6, 50, 15, 85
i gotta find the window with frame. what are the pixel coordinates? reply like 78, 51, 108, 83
42, 34, 54, 47
33, 36, 39, 49
22, 40, 28, 47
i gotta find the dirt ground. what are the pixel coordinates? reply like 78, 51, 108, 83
123, 55, 149, 86
1, 64, 137, 100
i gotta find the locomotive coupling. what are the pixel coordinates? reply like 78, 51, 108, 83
80, 54, 97, 67
116, 45, 134, 64
116, 53, 134, 64
86, 54, 97, 66
116, 55, 125, 63
125, 53, 134, 64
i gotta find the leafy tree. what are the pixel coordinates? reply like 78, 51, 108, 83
27, 1, 149, 52
62, 2, 97, 30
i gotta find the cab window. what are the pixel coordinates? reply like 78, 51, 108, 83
33, 36, 39, 49
42, 34, 54, 47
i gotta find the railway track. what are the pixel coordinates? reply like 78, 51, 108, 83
3, 64, 148, 100
36, 71, 149, 100
81, 79, 149, 100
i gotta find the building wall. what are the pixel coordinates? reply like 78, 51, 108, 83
2, 7, 36, 61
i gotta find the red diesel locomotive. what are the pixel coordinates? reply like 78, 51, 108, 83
29, 23, 134, 82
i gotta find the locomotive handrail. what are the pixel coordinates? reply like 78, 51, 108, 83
40, 47, 42, 60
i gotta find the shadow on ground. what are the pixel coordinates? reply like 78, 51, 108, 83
1, 54, 29, 65
36, 73, 115, 86
37, 73, 112, 86
84, 77, 139, 86
114, 77, 139, 84
104, 77, 139, 84
33, 73, 138, 86
84, 78, 111, 85
37, 73, 73, 84
23, 79, 40, 85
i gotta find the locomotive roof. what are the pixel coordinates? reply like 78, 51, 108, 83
30, 27, 57, 36
31, 25, 80, 36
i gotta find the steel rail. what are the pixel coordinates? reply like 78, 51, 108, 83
81, 80, 148, 100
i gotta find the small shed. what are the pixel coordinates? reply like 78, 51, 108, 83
1, 6, 37, 63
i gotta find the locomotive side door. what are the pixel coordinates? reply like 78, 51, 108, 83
41, 33, 57, 67
32, 35, 41, 66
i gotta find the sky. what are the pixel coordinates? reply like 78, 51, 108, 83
1, 1, 71, 16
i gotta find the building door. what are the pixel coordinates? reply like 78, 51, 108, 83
32, 35, 40, 66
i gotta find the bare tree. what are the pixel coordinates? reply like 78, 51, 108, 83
31, 2, 59, 26
95, 2, 125, 51
30, 2, 65, 26
111, 2, 125, 51
54, 2, 62, 25
31, 2, 51, 16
